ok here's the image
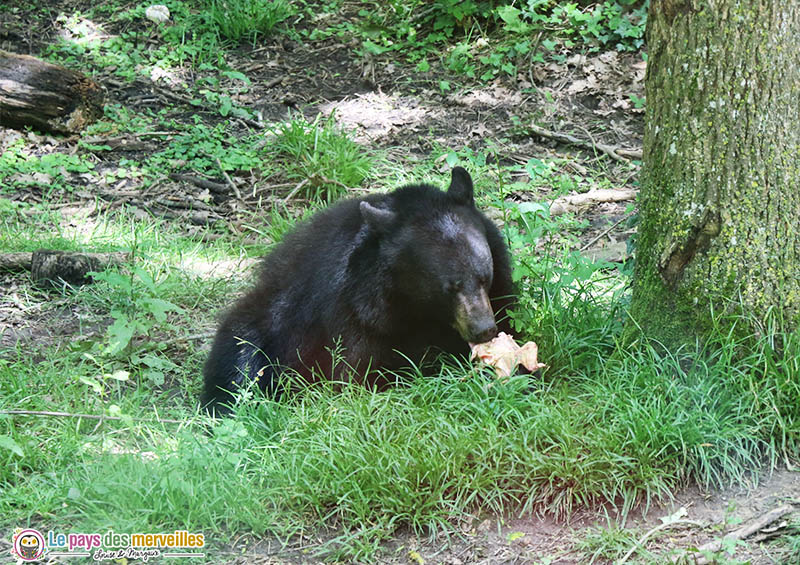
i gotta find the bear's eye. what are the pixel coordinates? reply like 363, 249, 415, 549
448, 279, 464, 293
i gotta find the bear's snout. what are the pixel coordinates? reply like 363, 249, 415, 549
468, 319, 499, 344
453, 289, 498, 344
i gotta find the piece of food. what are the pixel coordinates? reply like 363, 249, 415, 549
470, 332, 546, 378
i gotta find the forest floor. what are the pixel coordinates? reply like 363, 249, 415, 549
1, 2, 798, 564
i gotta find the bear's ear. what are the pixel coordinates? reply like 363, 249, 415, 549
447, 167, 474, 206
360, 201, 396, 233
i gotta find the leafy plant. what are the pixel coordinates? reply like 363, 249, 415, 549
192, 71, 255, 119
500, 193, 624, 374
147, 118, 266, 176
90, 267, 183, 386
0, 137, 97, 193
330, 1, 648, 83
500, 1, 647, 52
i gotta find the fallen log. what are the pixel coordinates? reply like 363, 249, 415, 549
0, 250, 130, 286
0, 50, 104, 134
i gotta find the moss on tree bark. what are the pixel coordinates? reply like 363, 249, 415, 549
630, 0, 800, 342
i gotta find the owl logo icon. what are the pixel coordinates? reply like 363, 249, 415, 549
11, 528, 45, 561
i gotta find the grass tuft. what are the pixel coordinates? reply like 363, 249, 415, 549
208, 0, 293, 41
267, 113, 374, 201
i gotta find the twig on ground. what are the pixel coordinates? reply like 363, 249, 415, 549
579, 210, 636, 252
216, 157, 243, 200
283, 178, 309, 202
528, 122, 642, 163
160, 331, 215, 346
249, 182, 295, 198
0, 410, 184, 424
618, 519, 706, 564
315, 174, 350, 191
264, 75, 284, 88
154, 85, 194, 105
169, 173, 229, 195
676, 503, 797, 565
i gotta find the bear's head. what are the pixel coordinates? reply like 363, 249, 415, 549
359, 167, 499, 344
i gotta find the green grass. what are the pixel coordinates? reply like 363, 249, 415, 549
0, 2, 794, 560
45, 0, 293, 79
267, 113, 376, 201
774, 517, 800, 562
208, 0, 293, 41
3, 268, 799, 560
2, 160, 798, 561
574, 522, 642, 563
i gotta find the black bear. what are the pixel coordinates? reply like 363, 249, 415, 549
202, 167, 515, 413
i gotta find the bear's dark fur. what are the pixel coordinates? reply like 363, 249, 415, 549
202, 167, 515, 413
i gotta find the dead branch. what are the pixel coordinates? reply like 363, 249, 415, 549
550, 188, 637, 216
0, 252, 36, 271
682, 503, 797, 564
283, 178, 309, 202
156, 197, 214, 212
169, 173, 230, 195
528, 122, 642, 163
216, 157, 243, 200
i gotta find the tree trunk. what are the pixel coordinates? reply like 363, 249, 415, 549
0, 50, 104, 134
630, 0, 800, 342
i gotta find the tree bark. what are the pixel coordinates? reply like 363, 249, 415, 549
630, 0, 800, 341
0, 50, 104, 134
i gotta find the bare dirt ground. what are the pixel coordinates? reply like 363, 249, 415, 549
212, 468, 800, 564
1, 3, 798, 564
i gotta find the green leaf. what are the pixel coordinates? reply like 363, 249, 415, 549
362, 40, 389, 56
497, 5, 530, 33
142, 298, 183, 323
519, 201, 550, 217
94, 271, 133, 292
223, 70, 250, 84
105, 370, 130, 381
0, 435, 24, 457
104, 317, 136, 355
79, 376, 104, 394
144, 369, 165, 386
